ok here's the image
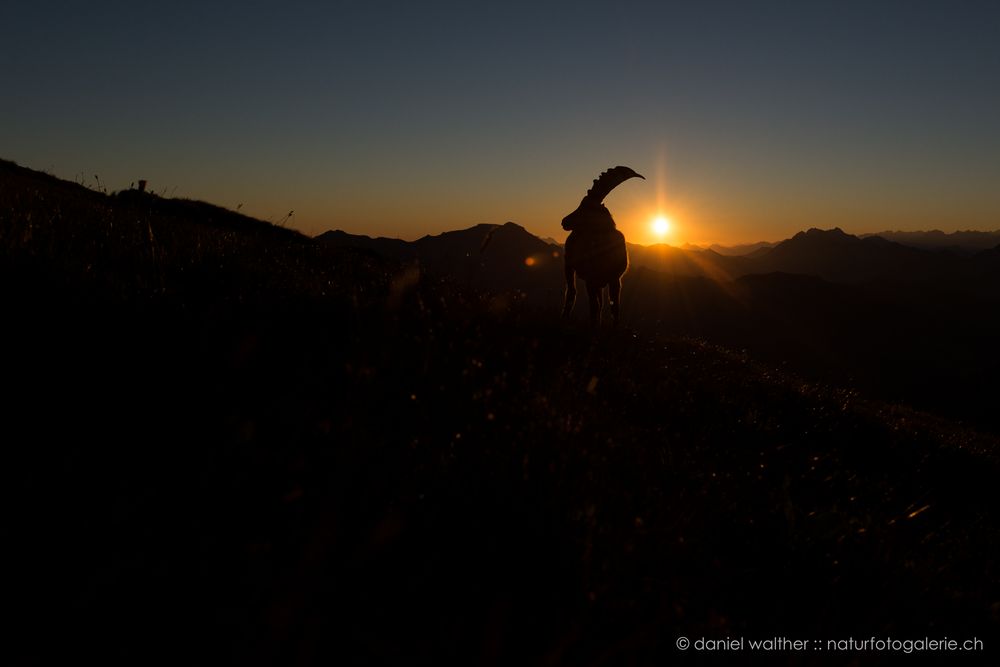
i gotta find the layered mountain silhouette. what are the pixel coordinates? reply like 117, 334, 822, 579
713, 231, 1000, 257
861, 229, 1000, 254
319, 223, 999, 292
708, 240, 776, 256
749, 227, 960, 284
319, 221, 1000, 430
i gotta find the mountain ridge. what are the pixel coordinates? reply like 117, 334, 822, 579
861, 228, 1000, 254
318, 221, 998, 288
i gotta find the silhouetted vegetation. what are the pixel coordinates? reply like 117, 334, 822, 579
3, 158, 1000, 665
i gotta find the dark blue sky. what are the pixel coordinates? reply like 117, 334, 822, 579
3, 0, 999, 244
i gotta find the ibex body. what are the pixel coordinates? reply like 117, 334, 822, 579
561, 166, 644, 326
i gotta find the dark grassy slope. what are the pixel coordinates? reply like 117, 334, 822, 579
622, 268, 1000, 432
3, 159, 1000, 665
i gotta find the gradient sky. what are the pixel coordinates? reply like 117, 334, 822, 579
3, 0, 999, 245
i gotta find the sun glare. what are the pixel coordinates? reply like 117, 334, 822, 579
652, 214, 672, 238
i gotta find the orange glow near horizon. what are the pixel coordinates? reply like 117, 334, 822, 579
618, 207, 688, 247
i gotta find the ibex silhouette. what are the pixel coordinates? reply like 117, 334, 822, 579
561, 166, 644, 326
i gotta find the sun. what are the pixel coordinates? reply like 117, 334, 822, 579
651, 214, 672, 238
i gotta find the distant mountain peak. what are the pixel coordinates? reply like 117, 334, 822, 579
494, 221, 538, 238
783, 228, 862, 249
797, 227, 850, 239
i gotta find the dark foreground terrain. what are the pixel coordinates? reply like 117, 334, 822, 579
3, 159, 999, 665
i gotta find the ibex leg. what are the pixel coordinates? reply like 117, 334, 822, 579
608, 277, 622, 325
586, 281, 603, 327
562, 265, 577, 318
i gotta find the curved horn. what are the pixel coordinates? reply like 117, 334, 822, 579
584, 166, 645, 204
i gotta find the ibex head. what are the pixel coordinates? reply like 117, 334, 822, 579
561, 166, 644, 232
